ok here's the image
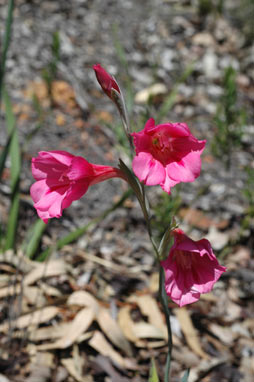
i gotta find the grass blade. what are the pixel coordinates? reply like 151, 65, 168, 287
0, 128, 14, 180
3, 88, 21, 250
22, 219, 47, 259
0, 0, 15, 99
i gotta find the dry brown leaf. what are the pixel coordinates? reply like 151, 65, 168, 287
132, 322, 165, 339
172, 346, 200, 368
23, 286, 46, 306
88, 331, 136, 370
29, 323, 70, 342
149, 272, 159, 293
0, 283, 22, 299
209, 323, 236, 345
97, 308, 133, 356
67, 290, 99, 315
118, 306, 140, 343
61, 359, 92, 382
37, 307, 94, 350
0, 306, 59, 332
174, 307, 208, 359
24, 259, 67, 286
129, 295, 167, 339
189, 357, 229, 382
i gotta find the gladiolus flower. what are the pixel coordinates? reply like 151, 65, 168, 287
161, 229, 226, 307
93, 64, 121, 100
131, 118, 206, 194
30, 151, 125, 223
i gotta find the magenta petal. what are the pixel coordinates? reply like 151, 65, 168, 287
132, 152, 165, 186
62, 181, 90, 210
34, 188, 67, 218
166, 151, 202, 182
67, 157, 94, 181
40, 150, 74, 166
31, 151, 73, 180
151, 122, 191, 138
144, 118, 155, 131
160, 174, 179, 194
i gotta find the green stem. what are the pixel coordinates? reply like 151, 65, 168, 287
159, 265, 172, 382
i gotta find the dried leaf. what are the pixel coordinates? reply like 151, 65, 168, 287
61, 358, 92, 382
67, 290, 99, 315
37, 307, 94, 350
174, 308, 208, 359
29, 323, 70, 342
24, 260, 67, 286
129, 295, 167, 339
132, 322, 165, 339
0, 306, 59, 332
89, 331, 136, 370
97, 308, 133, 356
118, 306, 140, 343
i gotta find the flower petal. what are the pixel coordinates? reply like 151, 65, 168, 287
166, 151, 203, 182
132, 152, 165, 186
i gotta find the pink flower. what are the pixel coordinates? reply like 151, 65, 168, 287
30, 151, 125, 223
131, 118, 206, 193
93, 64, 121, 100
161, 229, 226, 307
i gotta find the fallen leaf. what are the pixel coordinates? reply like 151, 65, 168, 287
67, 290, 99, 315
89, 331, 136, 370
29, 323, 70, 342
61, 359, 92, 382
129, 295, 167, 339
37, 307, 94, 350
174, 307, 208, 359
24, 260, 67, 286
132, 321, 165, 339
0, 306, 59, 332
97, 308, 133, 356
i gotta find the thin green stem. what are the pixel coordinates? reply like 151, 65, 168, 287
159, 265, 172, 382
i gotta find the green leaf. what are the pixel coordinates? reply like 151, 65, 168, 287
22, 219, 47, 259
0, 0, 15, 98
0, 127, 14, 180
181, 369, 190, 382
148, 359, 159, 382
3, 88, 21, 250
